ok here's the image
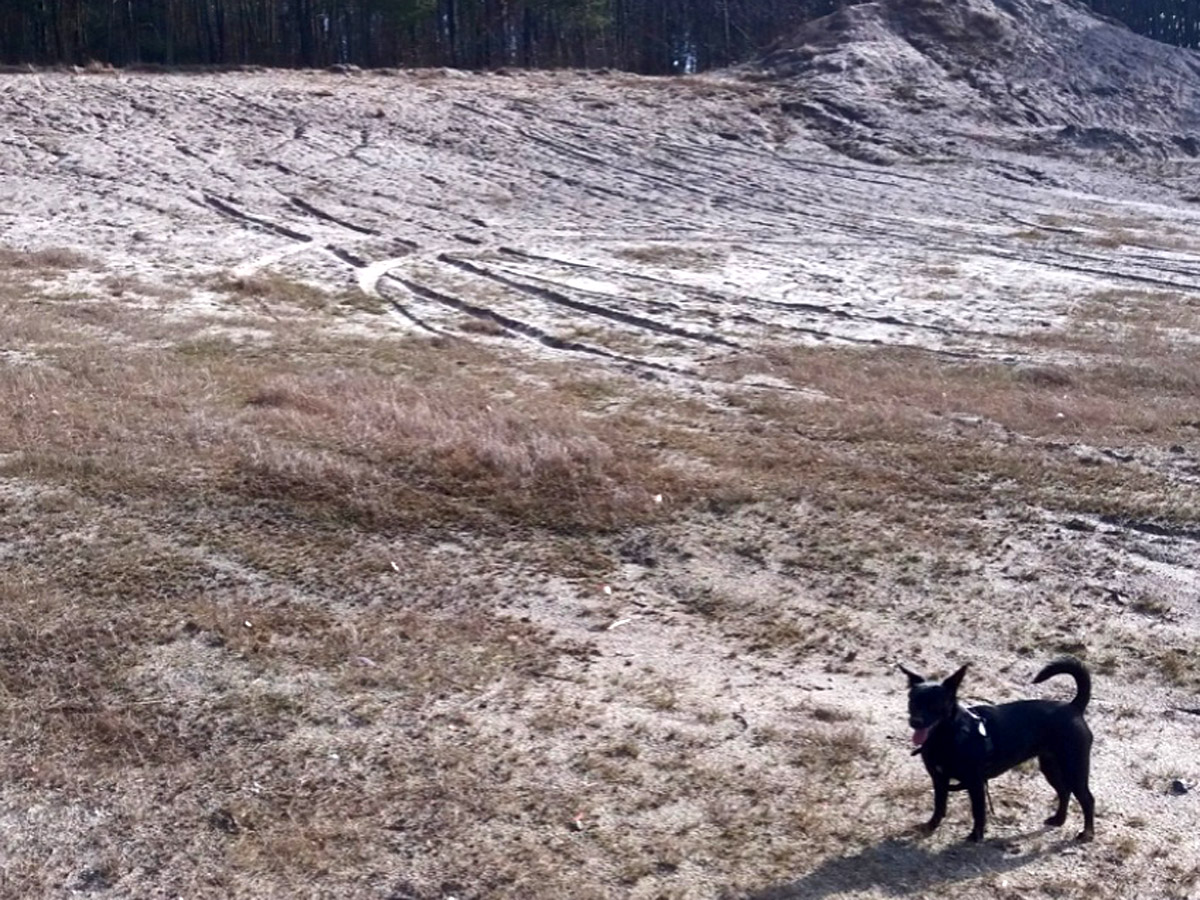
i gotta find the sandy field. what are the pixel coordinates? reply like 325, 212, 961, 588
1, 45, 1199, 900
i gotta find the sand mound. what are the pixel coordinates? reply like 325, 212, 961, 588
754, 0, 1200, 159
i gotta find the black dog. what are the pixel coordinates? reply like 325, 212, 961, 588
899, 657, 1095, 843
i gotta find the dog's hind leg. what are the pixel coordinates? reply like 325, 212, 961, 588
1069, 758, 1095, 843
1038, 754, 1070, 827
1073, 783, 1095, 842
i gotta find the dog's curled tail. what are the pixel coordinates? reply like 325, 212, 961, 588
1033, 656, 1091, 712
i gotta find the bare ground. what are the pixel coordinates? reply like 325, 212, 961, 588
0, 66, 1199, 899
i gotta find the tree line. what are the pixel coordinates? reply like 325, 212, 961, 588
0, 1, 1195, 73
1084, 0, 1200, 49
0, 0, 816, 71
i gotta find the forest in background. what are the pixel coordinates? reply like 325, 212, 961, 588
0, 0, 1197, 73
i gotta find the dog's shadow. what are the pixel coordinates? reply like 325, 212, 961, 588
742, 828, 1070, 900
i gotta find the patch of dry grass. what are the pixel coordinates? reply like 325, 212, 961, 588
100, 272, 191, 301
1067, 288, 1200, 341
726, 341, 1200, 445
0, 285, 886, 895
1149, 646, 1200, 688
0, 568, 563, 894
613, 243, 722, 269
1083, 214, 1200, 253
0, 333, 675, 534
0, 245, 96, 271
234, 368, 673, 531
1024, 213, 1200, 253
212, 270, 335, 311
700, 341, 1200, 525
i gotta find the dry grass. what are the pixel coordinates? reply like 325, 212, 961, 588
100, 272, 191, 301
701, 341, 1200, 525
1083, 214, 1200, 253
0, 333, 676, 535
1067, 288, 1200, 340
0, 264, 887, 895
0, 560, 561, 894
0, 245, 96, 271
737, 340, 1199, 444
613, 244, 723, 269
1, 250, 1198, 897
1025, 213, 1200, 253
1150, 646, 1200, 688
212, 271, 336, 311
235, 366, 680, 531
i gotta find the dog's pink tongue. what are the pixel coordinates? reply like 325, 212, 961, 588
912, 726, 931, 747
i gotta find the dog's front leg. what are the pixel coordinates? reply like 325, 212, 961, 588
920, 774, 950, 834
965, 780, 987, 842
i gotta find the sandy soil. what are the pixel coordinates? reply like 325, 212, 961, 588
4, 65, 1198, 368
2, 5, 1200, 896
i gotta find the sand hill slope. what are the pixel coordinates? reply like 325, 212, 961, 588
755, 0, 1200, 160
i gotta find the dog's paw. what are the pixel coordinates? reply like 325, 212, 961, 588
915, 819, 940, 836
1075, 828, 1095, 843
1044, 813, 1067, 827
966, 830, 985, 843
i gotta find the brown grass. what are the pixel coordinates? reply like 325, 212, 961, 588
0, 272, 890, 894
212, 271, 335, 311
0, 335, 675, 534
0, 523, 562, 894
1, 254, 1198, 897
1083, 214, 1200, 253
613, 244, 722, 269
235, 369, 673, 531
700, 342, 1200, 525
1151, 647, 1200, 688
722, 341, 1200, 445
0, 245, 96, 271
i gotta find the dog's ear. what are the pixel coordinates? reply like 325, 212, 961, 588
898, 664, 925, 687
943, 664, 969, 695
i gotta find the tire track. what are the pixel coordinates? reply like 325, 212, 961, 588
494, 247, 974, 338
439, 254, 742, 349
381, 274, 686, 376
325, 244, 369, 268
372, 280, 444, 334
288, 197, 380, 235
516, 126, 712, 198
200, 193, 313, 243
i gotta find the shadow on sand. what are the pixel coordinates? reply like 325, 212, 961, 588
741, 827, 1072, 899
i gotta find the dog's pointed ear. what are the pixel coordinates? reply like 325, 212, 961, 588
944, 664, 969, 694
898, 664, 925, 687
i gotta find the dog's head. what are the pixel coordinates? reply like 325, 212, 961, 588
899, 663, 968, 750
